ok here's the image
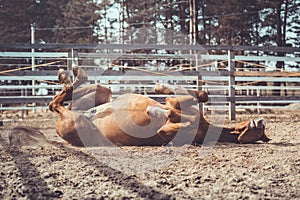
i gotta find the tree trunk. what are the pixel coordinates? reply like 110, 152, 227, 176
124, 1, 132, 44
273, 0, 285, 96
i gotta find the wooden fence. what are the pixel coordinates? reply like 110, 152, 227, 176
0, 44, 299, 120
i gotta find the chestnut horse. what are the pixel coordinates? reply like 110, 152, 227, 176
49, 67, 270, 147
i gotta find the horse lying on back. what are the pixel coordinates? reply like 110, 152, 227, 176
49, 67, 270, 147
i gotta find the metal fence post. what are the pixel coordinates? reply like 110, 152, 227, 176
72, 49, 79, 66
67, 51, 72, 82
71, 49, 79, 82
228, 50, 236, 120
197, 75, 203, 113
257, 88, 261, 114
31, 24, 36, 113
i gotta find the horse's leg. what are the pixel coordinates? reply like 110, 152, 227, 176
57, 66, 112, 110
55, 67, 86, 106
72, 65, 88, 89
69, 84, 112, 110
53, 104, 112, 146
54, 106, 84, 146
166, 109, 197, 124
157, 121, 191, 144
165, 91, 208, 110
58, 66, 87, 89
72, 84, 112, 103
49, 85, 73, 112
150, 104, 198, 123
187, 90, 208, 103
165, 96, 196, 110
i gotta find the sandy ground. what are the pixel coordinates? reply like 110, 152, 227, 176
0, 110, 300, 199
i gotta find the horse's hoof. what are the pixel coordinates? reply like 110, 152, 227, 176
48, 100, 62, 112
58, 69, 71, 84
48, 101, 55, 112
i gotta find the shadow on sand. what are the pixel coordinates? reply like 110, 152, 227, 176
0, 127, 174, 199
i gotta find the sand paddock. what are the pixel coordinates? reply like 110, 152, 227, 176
0, 110, 299, 199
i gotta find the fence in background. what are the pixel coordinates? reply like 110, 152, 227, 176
0, 44, 300, 120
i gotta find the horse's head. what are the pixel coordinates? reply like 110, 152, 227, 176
237, 118, 271, 143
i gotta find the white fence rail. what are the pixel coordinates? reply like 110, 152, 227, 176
0, 44, 299, 120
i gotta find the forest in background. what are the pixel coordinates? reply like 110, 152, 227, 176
0, 0, 299, 47
0, 0, 299, 70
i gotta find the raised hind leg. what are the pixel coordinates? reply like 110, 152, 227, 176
72, 65, 88, 89
57, 67, 112, 110
56, 66, 88, 104
71, 84, 112, 110
58, 65, 87, 89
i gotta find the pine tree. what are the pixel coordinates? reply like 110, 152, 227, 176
121, 0, 159, 44
55, 0, 101, 43
0, 0, 35, 43
259, 0, 299, 48
200, 0, 262, 46
0, 0, 102, 44
34, 0, 69, 43
258, 0, 300, 95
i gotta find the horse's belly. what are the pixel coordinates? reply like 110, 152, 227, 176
88, 93, 167, 146
93, 114, 165, 146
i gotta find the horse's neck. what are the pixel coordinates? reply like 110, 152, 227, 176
199, 117, 238, 143
218, 126, 239, 143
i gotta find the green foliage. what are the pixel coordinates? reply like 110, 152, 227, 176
0, 0, 34, 43
200, 0, 262, 45
0, 0, 299, 48
0, 0, 102, 43
55, 0, 101, 43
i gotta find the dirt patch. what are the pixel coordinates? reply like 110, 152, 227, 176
9, 126, 51, 147
0, 111, 299, 199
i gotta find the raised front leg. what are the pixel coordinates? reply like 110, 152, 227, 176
147, 105, 197, 124
56, 67, 112, 110
157, 121, 191, 145
72, 65, 88, 89
165, 90, 208, 110
55, 66, 87, 107
58, 66, 87, 88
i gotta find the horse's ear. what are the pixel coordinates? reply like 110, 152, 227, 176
58, 69, 71, 84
